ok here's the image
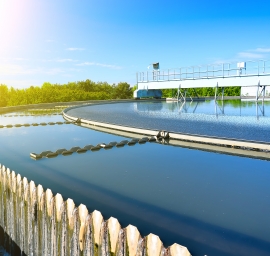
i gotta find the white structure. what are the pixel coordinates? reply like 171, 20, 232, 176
135, 60, 270, 101
241, 86, 269, 97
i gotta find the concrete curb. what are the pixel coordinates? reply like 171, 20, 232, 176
63, 103, 270, 153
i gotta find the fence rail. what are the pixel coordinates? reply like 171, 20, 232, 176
0, 164, 190, 256
137, 60, 270, 83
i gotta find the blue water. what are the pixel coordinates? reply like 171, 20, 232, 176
67, 100, 270, 142
0, 102, 270, 256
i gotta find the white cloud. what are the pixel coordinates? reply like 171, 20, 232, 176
254, 48, 270, 53
56, 58, 78, 63
41, 58, 78, 63
211, 46, 270, 65
0, 64, 43, 75
45, 68, 66, 75
236, 47, 270, 60
66, 47, 85, 51
0, 64, 67, 76
13, 58, 22, 61
76, 62, 122, 69
237, 52, 264, 59
13, 57, 28, 61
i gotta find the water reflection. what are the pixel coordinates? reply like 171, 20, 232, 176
1, 106, 270, 256
134, 99, 270, 118
67, 100, 270, 142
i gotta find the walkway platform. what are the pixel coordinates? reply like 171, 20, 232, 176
136, 60, 270, 101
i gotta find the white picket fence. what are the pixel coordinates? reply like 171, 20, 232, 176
0, 164, 190, 256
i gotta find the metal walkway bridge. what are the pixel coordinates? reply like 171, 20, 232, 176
135, 60, 270, 101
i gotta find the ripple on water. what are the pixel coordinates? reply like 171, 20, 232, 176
67, 100, 270, 142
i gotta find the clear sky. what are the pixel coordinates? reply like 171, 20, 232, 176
1, 0, 270, 88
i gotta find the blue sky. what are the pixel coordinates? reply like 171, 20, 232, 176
0, 0, 270, 88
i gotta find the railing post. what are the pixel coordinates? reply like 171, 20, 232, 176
215, 83, 218, 101
256, 81, 260, 101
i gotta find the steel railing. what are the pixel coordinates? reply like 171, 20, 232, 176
137, 60, 270, 83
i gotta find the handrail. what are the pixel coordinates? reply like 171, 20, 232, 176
137, 60, 270, 83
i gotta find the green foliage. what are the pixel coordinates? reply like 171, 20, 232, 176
162, 89, 178, 98
112, 82, 133, 99
0, 80, 134, 107
132, 85, 138, 92
161, 86, 240, 98
0, 81, 241, 107
0, 84, 9, 107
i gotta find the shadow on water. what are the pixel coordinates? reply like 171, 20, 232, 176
0, 226, 26, 256
26, 160, 270, 256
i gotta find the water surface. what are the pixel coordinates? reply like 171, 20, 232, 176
67, 100, 270, 142
0, 104, 270, 256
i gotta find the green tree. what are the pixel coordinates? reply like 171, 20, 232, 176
42, 82, 53, 89
132, 85, 138, 92
1, 78, 241, 107
113, 82, 132, 99
0, 84, 9, 107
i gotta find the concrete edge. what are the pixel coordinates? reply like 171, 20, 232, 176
63, 104, 270, 153
76, 122, 270, 161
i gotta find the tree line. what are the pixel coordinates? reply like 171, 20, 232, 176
0, 80, 241, 107
0, 80, 133, 107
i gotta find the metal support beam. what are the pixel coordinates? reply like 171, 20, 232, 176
175, 85, 186, 102
215, 83, 218, 101
256, 81, 266, 102
262, 85, 266, 103
179, 90, 185, 102
181, 88, 193, 102
177, 85, 180, 101
256, 81, 260, 101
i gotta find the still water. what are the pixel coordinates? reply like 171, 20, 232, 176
0, 101, 270, 256
67, 100, 270, 142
